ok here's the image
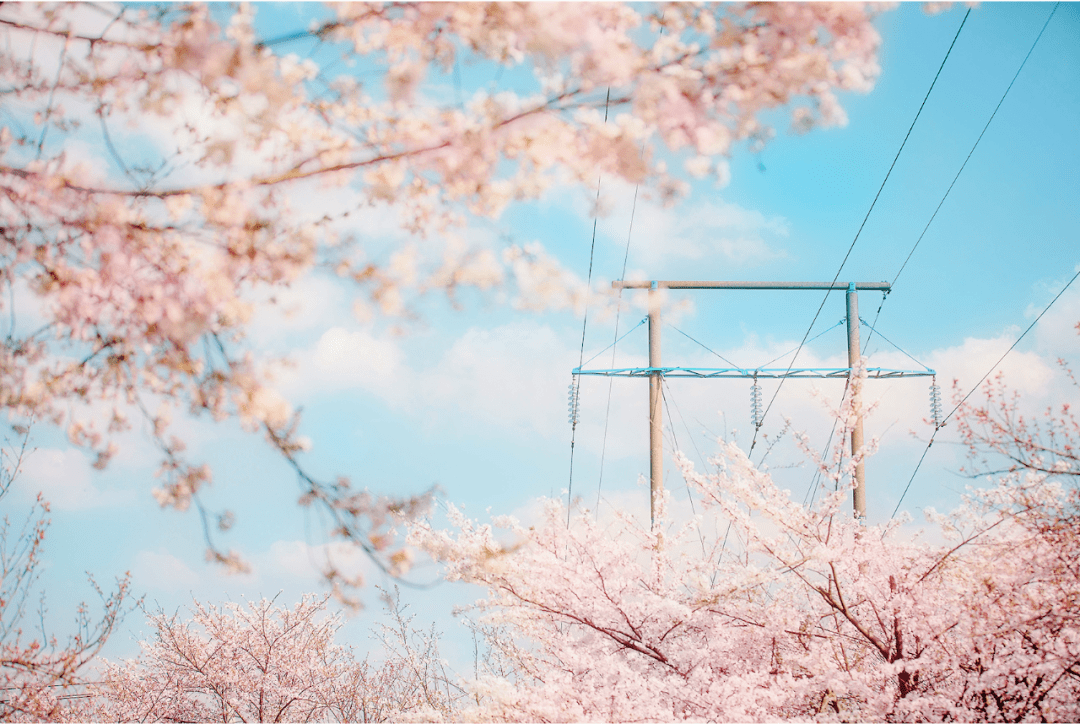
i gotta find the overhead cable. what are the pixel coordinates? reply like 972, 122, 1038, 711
748, 8, 971, 457
890, 265, 1080, 519
864, 2, 1061, 353
567, 88, 611, 523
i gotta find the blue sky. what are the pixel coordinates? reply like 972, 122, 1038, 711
10, 2, 1080, 671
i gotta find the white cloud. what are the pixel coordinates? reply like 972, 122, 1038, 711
257, 539, 377, 588
927, 335, 1055, 399
419, 322, 576, 437
275, 320, 580, 439
129, 539, 376, 604
592, 180, 790, 272
15, 447, 124, 511
132, 549, 202, 593
246, 273, 354, 348
629, 200, 789, 267
1031, 283, 1080, 360
314, 326, 405, 391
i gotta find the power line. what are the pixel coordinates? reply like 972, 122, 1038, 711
567, 88, 611, 522
864, 2, 1061, 353
595, 184, 640, 516
595, 13, 665, 518
659, 382, 697, 515
759, 319, 846, 369
748, 8, 971, 457
662, 317, 845, 373
890, 265, 1080, 519
803, 379, 848, 508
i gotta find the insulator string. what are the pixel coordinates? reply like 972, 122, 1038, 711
750, 377, 763, 430
929, 377, 943, 429
567, 380, 581, 427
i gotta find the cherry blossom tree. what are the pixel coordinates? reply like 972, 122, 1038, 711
411, 439, 1080, 721
0, 426, 133, 722
955, 365, 1080, 482
91, 590, 463, 722
0, 2, 885, 585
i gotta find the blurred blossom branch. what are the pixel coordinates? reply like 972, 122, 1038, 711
0, 1, 885, 591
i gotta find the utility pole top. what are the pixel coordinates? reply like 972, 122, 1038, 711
589, 278, 905, 523
613, 281, 892, 291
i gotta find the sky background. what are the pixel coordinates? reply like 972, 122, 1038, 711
7, 1, 1080, 673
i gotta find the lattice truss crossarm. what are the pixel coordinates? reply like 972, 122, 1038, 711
572, 367, 937, 379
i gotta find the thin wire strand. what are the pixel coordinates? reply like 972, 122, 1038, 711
597, 148, 645, 516
567, 88, 610, 523
864, 3, 1060, 352
660, 381, 710, 555
942, 268, 1080, 429
580, 317, 647, 369
806, 376, 854, 507
597, 14, 665, 519
663, 378, 712, 482
891, 266, 1080, 518
759, 318, 846, 369
665, 322, 741, 368
748, 8, 971, 457
659, 383, 692, 511
858, 317, 934, 372
805, 415, 840, 506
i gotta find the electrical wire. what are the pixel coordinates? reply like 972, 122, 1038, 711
663, 378, 712, 486
748, 8, 971, 457
890, 266, 1080, 519
804, 411, 842, 507
594, 177, 641, 517
662, 319, 844, 372
864, 3, 1061, 353
759, 319, 847, 369
596, 15, 666, 518
566, 88, 610, 523
659, 382, 697, 515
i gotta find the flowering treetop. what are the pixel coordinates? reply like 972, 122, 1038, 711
410, 439, 1080, 722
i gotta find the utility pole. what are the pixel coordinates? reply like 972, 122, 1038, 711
573, 280, 933, 524
846, 282, 866, 520
648, 281, 663, 526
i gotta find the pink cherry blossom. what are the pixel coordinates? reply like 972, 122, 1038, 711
412, 436, 1080, 721
0, 2, 886, 587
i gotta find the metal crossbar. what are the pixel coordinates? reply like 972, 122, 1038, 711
573, 366, 935, 379
580, 279, 923, 524
614, 281, 892, 291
